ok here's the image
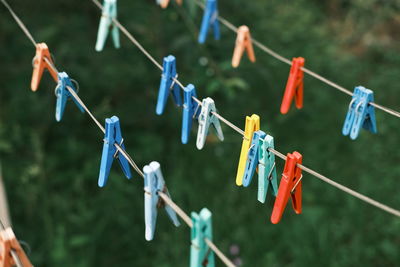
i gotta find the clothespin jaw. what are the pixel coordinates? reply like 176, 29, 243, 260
280, 57, 305, 114
98, 116, 132, 187
271, 151, 302, 224
31, 42, 58, 92
342, 86, 377, 140
242, 130, 266, 187
156, 55, 182, 115
55, 72, 85, 122
157, 0, 182, 9
258, 134, 278, 203
235, 114, 260, 186
198, 0, 220, 44
182, 84, 200, 144
143, 161, 180, 241
95, 0, 120, 52
232, 25, 256, 68
0, 227, 33, 267
196, 98, 224, 150
190, 208, 215, 267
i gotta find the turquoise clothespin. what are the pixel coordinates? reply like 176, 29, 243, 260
258, 134, 278, 203
196, 98, 224, 150
342, 86, 377, 140
190, 208, 215, 267
95, 0, 120, 52
55, 72, 84, 122
144, 161, 180, 241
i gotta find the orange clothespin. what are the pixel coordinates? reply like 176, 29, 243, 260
231, 26, 256, 68
280, 57, 305, 114
271, 151, 302, 224
159, 0, 182, 9
0, 227, 33, 267
31, 43, 58, 92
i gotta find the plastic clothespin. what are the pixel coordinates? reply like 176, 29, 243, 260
31, 43, 58, 92
182, 84, 200, 144
144, 161, 180, 241
55, 72, 85, 122
235, 114, 260, 186
242, 130, 266, 187
95, 0, 120, 52
258, 135, 278, 203
280, 57, 305, 114
342, 86, 377, 140
157, 0, 182, 9
156, 55, 182, 115
0, 227, 33, 267
196, 98, 224, 150
98, 116, 132, 187
198, 0, 220, 44
271, 151, 302, 224
232, 25, 256, 68
190, 208, 215, 267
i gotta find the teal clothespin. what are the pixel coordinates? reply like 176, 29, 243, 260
95, 0, 120, 52
258, 134, 278, 203
190, 208, 215, 267
196, 98, 224, 150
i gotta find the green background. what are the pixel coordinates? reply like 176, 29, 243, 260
0, 0, 399, 266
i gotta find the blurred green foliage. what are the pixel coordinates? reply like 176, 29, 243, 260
0, 0, 400, 266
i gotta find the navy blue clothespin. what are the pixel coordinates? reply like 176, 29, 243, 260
156, 55, 182, 115
182, 84, 200, 144
342, 86, 377, 140
198, 0, 220, 44
144, 161, 180, 241
55, 72, 84, 122
98, 116, 132, 187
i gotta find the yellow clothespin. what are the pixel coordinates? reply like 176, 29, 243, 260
235, 114, 260, 186
231, 25, 256, 68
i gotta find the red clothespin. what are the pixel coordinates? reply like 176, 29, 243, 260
0, 227, 33, 267
231, 25, 256, 68
280, 57, 305, 114
31, 43, 58, 92
271, 151, 302, 224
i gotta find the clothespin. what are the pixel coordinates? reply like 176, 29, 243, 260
231, 25, 256, 68
157, 0, 182, 9
0, 227, 33, 267
196, 98, 224, 150
190, 208, 215, 267
198, 0, 220, 44
182, 84, 200, 144
144, 161, 180, 241
280, 57, 305, 114
54, 72, 85, 122
235, 114, 260, 186
342, 86, 377, 140
31, 43, 58, 92
257, 135, 278, 203
95, 0, 120, 52
98, 116, 132, 187
242, 130, 266, 187
156, 55, 182, 115
271, 151, 302, 224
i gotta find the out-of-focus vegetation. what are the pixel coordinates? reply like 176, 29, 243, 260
0, 0, 399, 266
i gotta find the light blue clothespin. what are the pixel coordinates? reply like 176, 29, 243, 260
242, 130, 266, 187
258, 134, 278, 203
196, 98, 224, 150
342, 86, 377, 140
55, 72, 84, 122
144, 161, 180, 241
95, 0, 120, 52
98, 116, 132, 187
190, 208, 215, 267
182, 84, 200, 144
198, 0, 220, 44
156, 55, 182, 115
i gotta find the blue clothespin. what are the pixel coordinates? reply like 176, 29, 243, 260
258, 134, 278, 203
190, 208, 215, 267
156, 55, 182, 115
342, 86, 377, 140
144, 161, 180, 241
242, 130, 266, 187
95, 0, 120, 52
55, 72, 84, 122
198, 0, 220, 44
98, 116, 132, 187
196, 98, 224, 150
182, 84, 200, 144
